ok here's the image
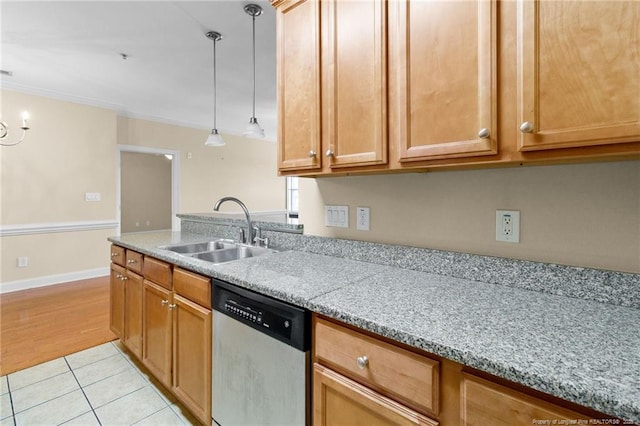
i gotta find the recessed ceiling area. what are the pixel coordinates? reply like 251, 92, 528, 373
0, 0, 277, 140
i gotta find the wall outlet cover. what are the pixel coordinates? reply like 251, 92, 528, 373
496, 210, 520, 243
356, 207, 370, 231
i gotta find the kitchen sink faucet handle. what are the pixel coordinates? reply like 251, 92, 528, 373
253, 226, 269, 248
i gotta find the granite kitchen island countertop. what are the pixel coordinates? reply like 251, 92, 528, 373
109, 230, 640, 423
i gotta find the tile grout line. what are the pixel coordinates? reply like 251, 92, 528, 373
63, 357, 102, 426
5, 376, 16, 425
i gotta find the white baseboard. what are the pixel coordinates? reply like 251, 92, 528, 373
0, 267, 110, 294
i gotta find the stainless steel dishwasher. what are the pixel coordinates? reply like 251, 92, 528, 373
212, 278, 310, 426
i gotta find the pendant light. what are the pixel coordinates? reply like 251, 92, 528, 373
205, 31, 225, 147
243, 4, 265, 138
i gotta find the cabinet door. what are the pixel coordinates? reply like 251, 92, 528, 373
391, 0, 497, 161
323, 0, 387, 169
517, 0, 640, 151
461, 373, 588, 426
276, 0, 323, 172
173, 294, 212, 425
313, 364, 438, 426
142, 280, 172, 388
123, 271, 143, 358
109, 264, 126, 338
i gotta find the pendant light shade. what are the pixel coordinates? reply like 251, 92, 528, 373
205, 128, 225, 147
243, 4, 265, 139
205, 31, 225, 147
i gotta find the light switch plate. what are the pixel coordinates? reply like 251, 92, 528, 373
325, 205, 349, 228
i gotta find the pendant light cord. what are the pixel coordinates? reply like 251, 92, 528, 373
213, 37, 217, 130
251, 13, 256, 119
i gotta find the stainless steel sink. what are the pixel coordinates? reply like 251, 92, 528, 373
193, 245, 274, 263
162, 239, 235, 254
159, 239, 277, 264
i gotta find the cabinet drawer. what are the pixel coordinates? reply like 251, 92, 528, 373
314, 317, 440, 416
461, 373, 589, 426
313, 363, 438, 426
173, 268, 211, 309
110, 245, 125, 267
143, 257, 172, 290
125, 250, 143, 274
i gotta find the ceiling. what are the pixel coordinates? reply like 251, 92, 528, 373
0, 0, 278, 140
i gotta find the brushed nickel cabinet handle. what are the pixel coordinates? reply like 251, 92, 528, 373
356, 355, 369, 370
325, 149, 334, 158
161, 300, 169, 306
520, 121, 534, 133
478, 128, 491, 139
308, 150, 317, 158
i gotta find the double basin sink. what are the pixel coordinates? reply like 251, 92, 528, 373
160, 239, 276, 265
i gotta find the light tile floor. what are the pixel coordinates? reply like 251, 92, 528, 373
0, 341, 200, 426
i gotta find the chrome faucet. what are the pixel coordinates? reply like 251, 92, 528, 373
213, 197, 253, 245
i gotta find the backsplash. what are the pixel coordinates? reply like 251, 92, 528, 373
180, 215, 640, 310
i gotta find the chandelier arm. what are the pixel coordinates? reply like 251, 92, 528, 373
0, 122, 29, 147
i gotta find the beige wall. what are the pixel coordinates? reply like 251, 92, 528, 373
299, 161, 640, 273
1, 90, 117, 283
1, 91, 286, 287
121, 152, 172, 233
117, 116, 286, 214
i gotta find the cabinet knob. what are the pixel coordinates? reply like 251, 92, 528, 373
519, 121, 534, 133
127, 259, 136, 264
308, 150, 317, 158
325, 149, 334, 158
120, 276, 128, 281
478, 128, 491, 139
356, 355, 369, 370
161, 300, 169, 306
168, 304, 177, 310
111, 253, 119, 257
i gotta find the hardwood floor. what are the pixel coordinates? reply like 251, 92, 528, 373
0, 276, 117, 375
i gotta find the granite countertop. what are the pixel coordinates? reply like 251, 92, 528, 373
109, 230, 640, 423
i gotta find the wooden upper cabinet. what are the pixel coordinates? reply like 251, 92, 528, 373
391, 0, 497, 161
517, 0, 640, 151
276, 0, 322, 172
322, 0, 387, 169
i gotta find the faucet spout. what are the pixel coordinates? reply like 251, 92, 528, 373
213, 197, 253, 245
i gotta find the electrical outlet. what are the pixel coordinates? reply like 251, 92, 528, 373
17, 256, 28, 267
356, 207, 370, 231
85, 192, 101, 202
496, 210, 520, 243
325, 205, 349, 228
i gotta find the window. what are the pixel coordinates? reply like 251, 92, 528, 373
286, 176, 299, 219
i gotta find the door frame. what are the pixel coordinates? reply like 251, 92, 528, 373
116, 144, 180, 234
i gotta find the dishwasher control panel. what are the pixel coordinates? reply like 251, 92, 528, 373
213, 279, 310, 351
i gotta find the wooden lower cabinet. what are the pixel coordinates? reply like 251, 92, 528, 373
460, 374, 588, 426
141, 282, 212, 425
172, 293, 212, 424
109, 263, 125, 338
111, 246, 212, 425
313, 315, 627, 426
313, 363, 438, 426
142, 280, 172, 388
123, 270, 143, 359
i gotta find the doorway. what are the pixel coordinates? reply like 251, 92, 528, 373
117, 145, 180, 235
